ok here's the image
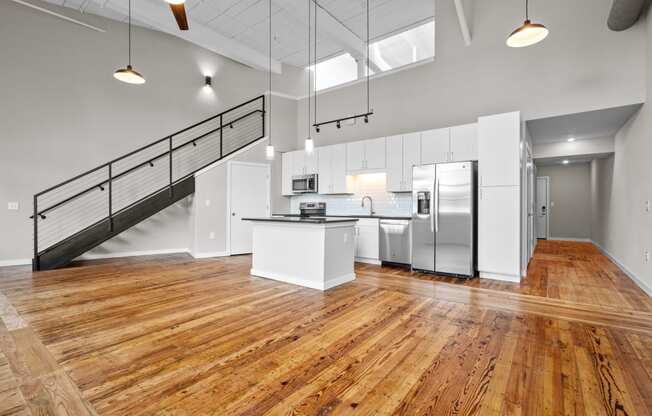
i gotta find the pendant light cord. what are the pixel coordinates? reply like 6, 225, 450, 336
307, 0, 311, 138
128, 0, 132, 66
313, 0, 317, 126
366, 0, 369, 113
268, 0, 272, 146
525, 0, 529, 20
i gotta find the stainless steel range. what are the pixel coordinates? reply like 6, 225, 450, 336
299, 202, 326, 217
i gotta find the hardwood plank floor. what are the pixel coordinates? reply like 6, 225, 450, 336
0, 241, 650, 415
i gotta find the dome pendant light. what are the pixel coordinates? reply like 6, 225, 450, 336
304, 0, 314, 154
507, 0, 549, 48
265, 0, 275, 160
114, 0, 145, 84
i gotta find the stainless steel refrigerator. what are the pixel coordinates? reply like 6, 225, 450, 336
411, 162, 477, 278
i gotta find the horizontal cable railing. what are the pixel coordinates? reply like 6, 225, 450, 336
32, 95, 265, 259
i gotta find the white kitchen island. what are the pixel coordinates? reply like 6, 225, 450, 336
242, 217, 358, 290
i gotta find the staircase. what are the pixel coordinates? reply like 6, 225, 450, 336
31, 95, 266, 271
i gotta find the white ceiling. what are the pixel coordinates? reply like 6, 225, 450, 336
526, 104, 642, 144
41, 0, 434, 68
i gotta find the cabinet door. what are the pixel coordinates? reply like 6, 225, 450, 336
346, 141, 365, 171
281, 152, 293, 196
330, 144, 348, 194
386, 135, 403, 192
402, 132, 421, 191
478, 186, 520, 277
364, 137, 386, 170
421, 128, 450, 164
450, 123, 478, 161
317, 146, 332, 194
291, 150, 305, 176
355, 222, 379, 260
478, 112, 520, 186
304, 150, 319, 174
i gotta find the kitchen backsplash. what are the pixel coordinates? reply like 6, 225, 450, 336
289, 173, 412, 216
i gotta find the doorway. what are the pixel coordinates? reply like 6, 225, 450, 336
536, 176, 550, 240
227, 161, 271, 255
527, 147, 536, 258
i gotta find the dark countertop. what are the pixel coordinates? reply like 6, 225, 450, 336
273, 214, 412, 221
242, 217, 359, 224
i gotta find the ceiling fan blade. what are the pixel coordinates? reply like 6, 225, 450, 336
169, 3, 188, 30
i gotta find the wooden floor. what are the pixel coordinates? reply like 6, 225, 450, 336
0, 241, 651, 415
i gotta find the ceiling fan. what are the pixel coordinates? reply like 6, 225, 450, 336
164, 0, 189, 30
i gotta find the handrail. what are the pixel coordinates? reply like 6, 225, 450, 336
34, 95, 265, 197
31, 108, 263, 218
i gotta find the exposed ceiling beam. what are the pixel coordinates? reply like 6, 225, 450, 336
11, 0, 106, 32
272, 0, 381, 71
103, 0, 282, 73
453, 0, 472, 46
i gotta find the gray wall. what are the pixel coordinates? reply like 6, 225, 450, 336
537, 163, 592, 240
590, 8, 652, 292
294, 0, 646, 149
0, 1, 299, 262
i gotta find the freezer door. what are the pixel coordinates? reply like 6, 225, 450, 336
411, 165, 436, 272
435, 162, 474, 276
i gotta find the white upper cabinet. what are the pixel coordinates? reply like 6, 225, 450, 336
386, 135, 403, 192
346, 138, 386, 172
290, 149, 318, 176
402, 133, 421, 190
318, 144, 348, 194
478, 112, 520, 186
346, 141, 365, 171
386, 133, 421, 192
450, 123, 478, 162
281, 152, 293, 196
420, 128, 450, 164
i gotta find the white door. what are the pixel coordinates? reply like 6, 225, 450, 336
346, 141, 365, 171
450, 123, 478, 161
536, 176, 549, 240
402, 133, 421, 191
365, 137, 387, 170
527, 149, 536, 258
386, 135, 403, 192
229, 162, 270, 255
421, 128, 450, 164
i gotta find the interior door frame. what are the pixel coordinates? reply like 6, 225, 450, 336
536, 176, 550, 240
226, 161, 271, 255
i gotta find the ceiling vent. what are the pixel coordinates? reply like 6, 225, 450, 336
607, 0, 649, 31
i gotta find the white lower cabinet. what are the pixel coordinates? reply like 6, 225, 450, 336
353, 218, 380, 264
478, 186, 520, 281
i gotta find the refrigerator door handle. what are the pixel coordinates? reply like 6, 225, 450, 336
430, 184, 435, 233
435, 177, 440, 233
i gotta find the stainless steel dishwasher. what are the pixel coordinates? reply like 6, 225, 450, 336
379, 219, 411, 265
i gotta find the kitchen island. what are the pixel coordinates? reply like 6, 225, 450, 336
241, 217, 358, 290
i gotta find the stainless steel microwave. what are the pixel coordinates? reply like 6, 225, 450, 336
292, 174, 318, 193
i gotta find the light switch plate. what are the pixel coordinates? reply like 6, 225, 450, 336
7, 202, 19, 210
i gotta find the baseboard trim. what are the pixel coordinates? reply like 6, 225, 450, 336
479, 271, 521, 283
355, 258, 382, 266
550, 237, 592, 242
250, 269, 356, 291
0, 258, 31, 267
591, 240, 652, 298
76, 248, 190, 261
190, 251, 229, 259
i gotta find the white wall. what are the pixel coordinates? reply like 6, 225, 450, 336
589, 11, 652, 294
537, 163, 592, 240
293, 0, 645, 150
0, 0, 300, 263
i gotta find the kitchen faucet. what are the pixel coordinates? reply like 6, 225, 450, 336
361, 196, 375, 215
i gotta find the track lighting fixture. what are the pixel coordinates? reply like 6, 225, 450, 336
507, 0, 548, 48
113, 0, 145, 84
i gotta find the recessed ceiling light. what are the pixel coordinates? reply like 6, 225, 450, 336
562, 160, 569, 164
567, 137, 576, 142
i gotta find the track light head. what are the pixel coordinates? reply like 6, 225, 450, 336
192, 141, 197, 147
204, 75, 212, 86
336, 121, 341, 129
149, 162, 154, 167
230, 123, 234, 129
39, 214, 46, 220
99, 185, 104, 191
315, 126, 320, 133
364, 115, 369, 123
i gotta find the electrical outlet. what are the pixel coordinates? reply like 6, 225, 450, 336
645, 249, 650, 264
7, 202, 19, 210
209, 232, 215, 240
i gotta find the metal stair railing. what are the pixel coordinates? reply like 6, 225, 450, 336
31, 95, 265, 269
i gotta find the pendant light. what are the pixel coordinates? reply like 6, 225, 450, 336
304, 0, 314, 154
265, 0, 275, 160
114, 0, 145, 84
506, 0, 548, 48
